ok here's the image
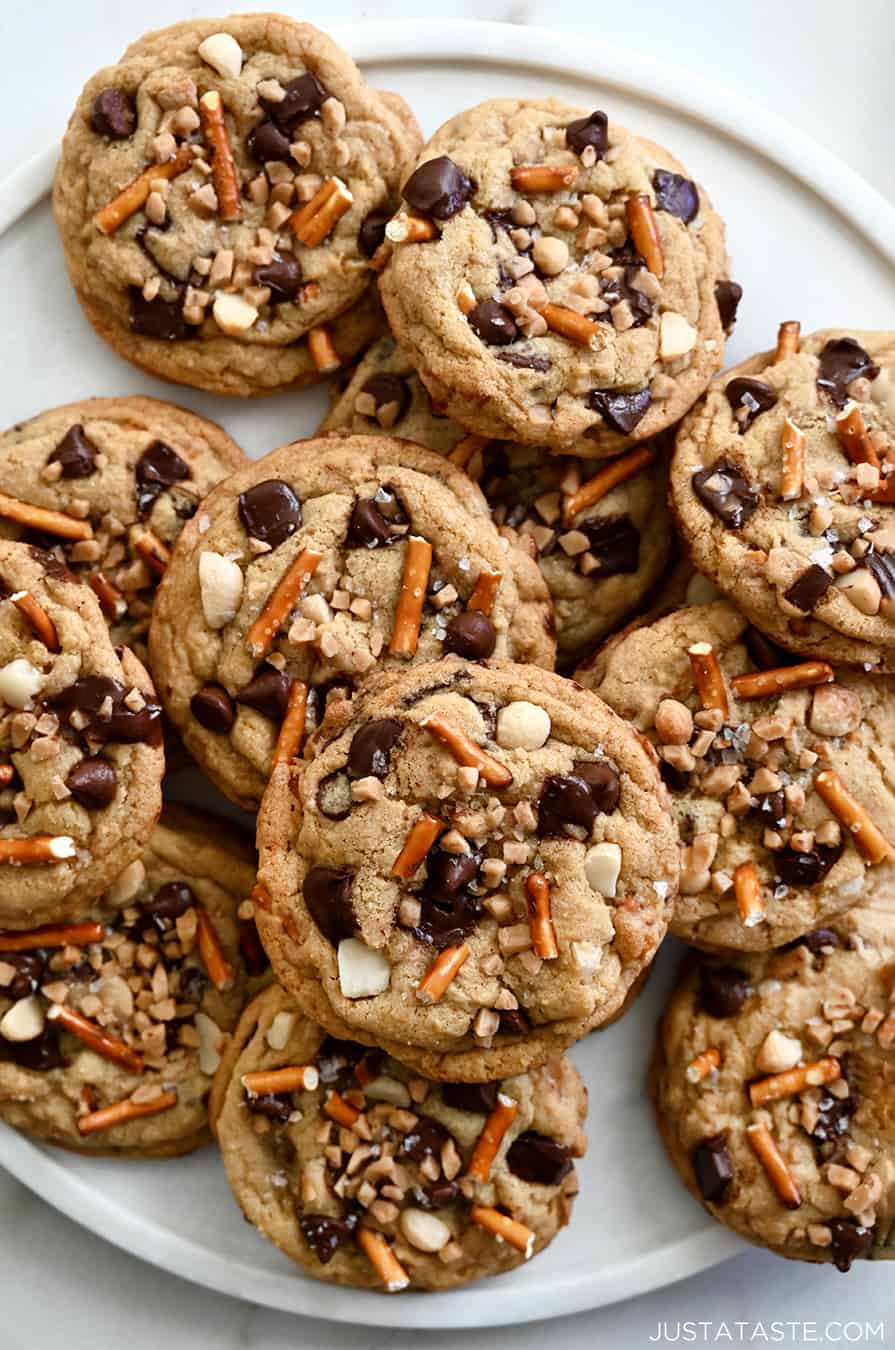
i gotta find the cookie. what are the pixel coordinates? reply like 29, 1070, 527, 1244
0, 804, 257, 1155
255, 656, 678, 1080
0, 396, 244, 670
652, 902, 895, 1270
321, 336, 673, 662
379, 97, 735, 455
577, 600, 895, 952
214, 983, 586, 1291
0, 541, 164, 929
54, 16, 420, 396
670, 327, 895, 670
149, 434, 555, 811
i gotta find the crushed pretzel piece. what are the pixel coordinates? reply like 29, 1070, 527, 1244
525, 872, 559, 960
747, 1122, 801, 1209
688, 642, 729, 718
511, 163, 578, 192
416, 943, 469, 1005
780, 418, 806, 501
388, 536, 433, 656
47, 1002, 143, 1073
562, 445, 655, 525
78, 1089, 178, 1136
10, 591, 59, 651
814, 770, 893, 864
198, 91, 242, 221
0, 491, 92, 541
272, 680, 309, 766
774, 320, 801, 362
94, 142, 193, 234
242, 1064, 319, 1095
749, 1056, 841, 1107
290, 176, 353, 247
470, 1204, 535, 1258
392, 813, 443, 881
625, 195, 663, 277
422, 713, 513, 788
246, 549, 325, 659
731, 661, 833, 700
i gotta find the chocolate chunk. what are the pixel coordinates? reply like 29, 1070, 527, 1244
863, 551, 895, 599
496, 350, 552, 372
441, 1081, 498, 1114
725, 377, 778, 432
247, 118, 293, 163
828, 1218, 873, 1273
48, 424, 98, 480
811, 1086, 856, 1161
345, 498, 396, 548
581, 514, 640, 574
403, 155, 476, 220
142, 881, 196, 920
714, 280, 743, 334
266, 73, 328, 131
91, 87, 135, 139
565, 110, 608, 158
443, 611, 497, 660
246, 1090, 293, 1122
135, 442, 190, 516
4, 952, 44, 1000
499, 1006, 531, 1036
692, 1134, 734, 1202
66, 757, 116, 808
506, 1131, 573, 1186
797, 927, 841, 955
238, 479, 302, 548
700, 965, 751, 1018
775, 841, 843, 887
299, 1212, 357, 1264
317, 771, 353, 821
398, 1114, 453, 1163
128, 288, 191, 341
51, 676, 163, 745
237, 668, 291, 722
599, 265, 654, 327
238, 916, 269, 977
347, 718, 402, 779
303, 867, 355, 945
190, 684, 236, 734
359, 374, 412, 426
576, 760, 621, 814
254, 257, 303, 301
417, 1180, 460, 1209
468, 298, 518, 347
317, 1036, 367, 1085
589, 388, 651, 436
358, 205, 393, 258
538, 773, 598, 837
817, 338, 880, 408
691, 459, 759, 529
652, 170, 699, 223
415, 848, 482, 948
784, 564, 833, 613
752, 789, 787, 829
0, 1027, 65, 1072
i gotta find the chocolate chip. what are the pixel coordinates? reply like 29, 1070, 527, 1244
246, 1090, 293, 1122
0, 1027, 65, 1073
66, 757, 116, 808
238, 479, 302, 549
496, 350, 552, 372
4, 953, 44, 1000
468, 298, 518, 347
817, 338, 880, 408
811, 1087, 856, 1161
775, 842, 843, 887
266, 73, 328, 131
237, 668, 291, 722
692, 1134, 734, 1202
725, 377, 778, 432
48, 425, 98, 480
797, 927, 841, 955
238, 916, 269, 976
91, 87, 135, 139
359, 374, 412, 426
784, 564, 833, 613
398, 1114, 453, 1163
142, 881, 196, 920
752, 789, 787, 829
443, 611, 497, 660
403, 155, 476, 220
565, 110, 608, 158
347, 718, 402, 779
699, 965, 751, 1018
317, 771, 353, 821
538, 773, 598, 837
862, 551, 895, 598
589, 388, 651, 435
299, 1212, 357, 1264
135, 442, 190, 517
441, 1081, 498, 1114
254, 257, 303, 301
581, 514, 640, 574
247, 118, 293, 163
344, 498, 393, 549
190, 684, 236, 734
499, 1006, 531, 1036
652, 170, 699, 223
51, 676, 163, 745
415, 848, 482, 948
691, 459, 759, 529
828, 1218, 874, 1272
506, 1131, 573, 1186
128, 288, 191, 341
714, 280, 743, 334
358, 205, 393, 258
303, 867, 355, 945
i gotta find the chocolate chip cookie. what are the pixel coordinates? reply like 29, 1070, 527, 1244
54, 16, 420, 396
321, 336, 673, 662
379, 98, 736, 454
255, 657, 678, 1080
214, 983, 586, 1291
577, 600, 895, 952
0, 541, 164, 929
670, 327, 895, 670
149, 434, 555, 811
652, 902, 895, 1270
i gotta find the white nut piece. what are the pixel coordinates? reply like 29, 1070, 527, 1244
531, 236, 569, 276
570, 939, 603, 971
212, 291, 258, 335
584, 841, 622, 896
755, 1028, 803, 1074
653, 698, 693, 746
496, 701, 551, 751
398, 1207, 452, 1253
0, 995, 45, 1042
197, 32, 243, 80
0, 658, 43, 709
199, 551, 244, 629
105, 859, 146, 906
195, 1011, 223, 1075
809, 684, 863, 738
337, 938, 391, 999
363, 1074, 411, 1108
659, 311, 698, 361
265, 1010, 295, 1051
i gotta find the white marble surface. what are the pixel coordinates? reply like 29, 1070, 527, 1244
2, 2, 893, 1346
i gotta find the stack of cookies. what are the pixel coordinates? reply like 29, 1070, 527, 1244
0, 8, 889, 1297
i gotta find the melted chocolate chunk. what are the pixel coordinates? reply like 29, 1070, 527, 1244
692, 459, 759, 529
652, 170, 699, 223
499, 1006, 531, 1036
863, 551, 895, 599
128, 288, 191, 341
299, 1212, 357, 1264
135, 442, 190, 516
3, 952, 44, 1000
403, 155, 476, 220
784, 564, 833, 613
576, 760, 621, 813
725, 377, 778, 431
360, 374, 412, 425
828, 1218, 873, 1272
190, 684, 236, 734
48, 424, 98, 479
496, 350, 552, 372
66, 756, 116, 808
254, 257, 302, 301
358, 205, 393, 258
347, 718, 402, 779
589, 388, 651, 436
817, 338, 880, 408
246, 1090, 294, 1122
699, 965, 751, 1018
247, 118, 292, 163
91, 87, 135, 139
29, 547, 73, 582
265, 73, 328, 131
414, 848, 482, 948
797, 927, 841, 955
398, 1114, 453, 1163
811, 1086, 857, 1162
237, 668, 291, 722
441, 1081, 498, 1114
775, 841, 843, 887
537, 773, 598, 837
581, 514, 640, 574
692, 1134, 734, 1202
142, 881, 196, 921
303, 867, 355, 945
443, 611, 496, 660
238, 479, 302, 549
316, 771, 352, 821
468, 298, 518, 347
565, 110, 608, 157
316, 1036, 367, 1085
715, 280, 743, 334
0, 1027, 65, 1072
51, 676, 162, 745
599, 265, 654, 327
506, 1131, 573, 1186
345, 498, 394, 548
752, 789, 787, 829
416, 1180, 460, 1209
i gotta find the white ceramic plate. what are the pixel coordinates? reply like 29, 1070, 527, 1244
0, 18, 893, 1331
